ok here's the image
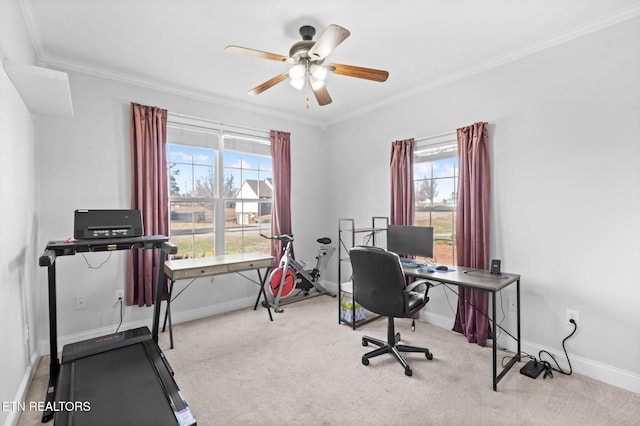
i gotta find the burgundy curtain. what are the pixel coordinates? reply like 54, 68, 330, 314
390, 139, 415, 226
270, 130, 292, 264
452, 122, 491, 345
126, 102, 169, 307
390, 139, 417, 305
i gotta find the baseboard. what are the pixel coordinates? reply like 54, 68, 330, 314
318, 279, 338, 296
419, 309, 455, 330
418, 310, 640, 394
4, 352, 40, 426
519, 340, 640, 394
35, 290, 639, 396
37, 295, 258, 356
163, 295, 258, 325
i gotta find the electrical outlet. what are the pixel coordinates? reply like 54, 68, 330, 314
566, 309, 579, 326
508, 297, 516, 313
115, 289, 124, 304
76, 295, 87, 310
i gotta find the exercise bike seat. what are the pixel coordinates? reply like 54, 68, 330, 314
317, 237, 331, 245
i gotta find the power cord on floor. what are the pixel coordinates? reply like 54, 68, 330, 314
538, 318, 577, 378
506, 318, 577, 380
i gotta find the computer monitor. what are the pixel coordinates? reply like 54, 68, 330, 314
387, 224, 434, 259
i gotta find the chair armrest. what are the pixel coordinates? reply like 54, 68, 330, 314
406, 279, 432, 303
404, 279, 431, 313
406, 279, 432, 293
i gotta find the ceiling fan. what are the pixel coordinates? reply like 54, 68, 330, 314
225, 24, 389, 107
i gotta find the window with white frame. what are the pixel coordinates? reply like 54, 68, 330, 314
166, 115, 272, 259
414, 133, 458, 264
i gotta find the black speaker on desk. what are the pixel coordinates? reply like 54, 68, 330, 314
490, 259, 501, 275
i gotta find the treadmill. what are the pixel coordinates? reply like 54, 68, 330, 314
39, 213, 196, 425
55, 326, 194, 425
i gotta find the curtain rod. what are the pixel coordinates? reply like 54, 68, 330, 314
415, 130, 457, 143
167, 111, 269, 135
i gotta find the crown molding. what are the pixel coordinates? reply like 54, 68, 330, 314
17, 0, 44, 61
38, 54, 325, 128
20, 1, 640, 129
325, 3, 640, 127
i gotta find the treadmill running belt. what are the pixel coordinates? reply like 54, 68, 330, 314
63, 343, 178, 425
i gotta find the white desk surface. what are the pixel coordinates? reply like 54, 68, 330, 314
164, 252, 274, 281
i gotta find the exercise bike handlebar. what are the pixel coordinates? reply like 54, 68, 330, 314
260, 233, 294, 243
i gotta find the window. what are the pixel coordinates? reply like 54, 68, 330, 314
414, 134, 458, 264
166, 116, 272, 259
222, 135, 273, 256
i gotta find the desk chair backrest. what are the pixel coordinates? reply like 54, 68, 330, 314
349, 246, 410, 318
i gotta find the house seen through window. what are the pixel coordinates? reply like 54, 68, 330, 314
167, 116, 272, 259
414, 134, 458, 264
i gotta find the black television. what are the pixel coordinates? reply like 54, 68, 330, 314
387, 224, 434, 259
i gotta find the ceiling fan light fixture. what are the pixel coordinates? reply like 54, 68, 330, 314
289, 76, 305, 90
309, 64, 328, 82
288, 64, 306, 81
310, 77, 325, 90
288, 63, 306, 90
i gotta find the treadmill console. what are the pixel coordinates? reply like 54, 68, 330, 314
74, 209, 144, 239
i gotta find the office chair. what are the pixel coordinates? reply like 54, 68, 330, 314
349, 246, 433, 376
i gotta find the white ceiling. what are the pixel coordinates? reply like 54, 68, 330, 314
18, 0, 640, 127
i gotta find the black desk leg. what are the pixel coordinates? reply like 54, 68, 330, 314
162, 279, 174, 349
492, 291, 498, 391
254, 268, 273, 321
516, 279, 521, 360
253, 279, 262, 311
42, 263, 59, 423
492, 283, 522, 390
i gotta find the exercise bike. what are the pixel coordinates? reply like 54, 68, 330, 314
259, 233, 335, 312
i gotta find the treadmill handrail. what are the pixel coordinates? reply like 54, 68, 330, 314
39, 249, 56, 267
161, 241, 178, 255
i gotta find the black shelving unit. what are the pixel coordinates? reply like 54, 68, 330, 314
337, 217, 388, 329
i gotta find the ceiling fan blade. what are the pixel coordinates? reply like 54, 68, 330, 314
225, 45, 291, 62
328, 63, 389, 82
248, 72, 289, 95
308, 24, 350, 60
311, 82, 332, 106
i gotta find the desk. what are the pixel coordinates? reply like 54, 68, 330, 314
162, 252, 274, 348
402, 264, 521, 391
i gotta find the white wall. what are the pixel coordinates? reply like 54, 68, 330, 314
34, 71, 328, 350
323, 17, 640, 392
0, 1, 40, 425
2, 7, 638, 421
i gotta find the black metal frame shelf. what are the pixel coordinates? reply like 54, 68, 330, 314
337, 217, 388, 329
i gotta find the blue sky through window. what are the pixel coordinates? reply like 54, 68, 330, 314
169, 145, 272, 197
414, 156, 459, 204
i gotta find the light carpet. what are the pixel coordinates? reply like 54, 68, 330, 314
19, 295, 640, 425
